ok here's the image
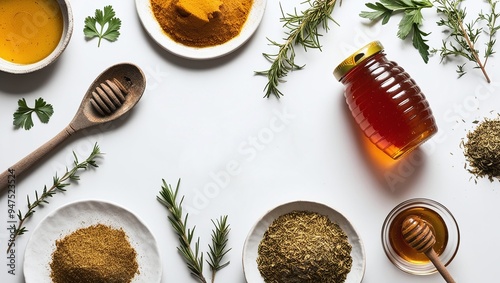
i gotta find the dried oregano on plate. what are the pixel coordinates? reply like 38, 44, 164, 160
257, 210, 352, 283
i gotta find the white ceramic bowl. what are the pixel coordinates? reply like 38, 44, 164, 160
243, 201, 366, 283
23, 200, 162, 283
0, 0, 73, 74
135, 0, 267, 60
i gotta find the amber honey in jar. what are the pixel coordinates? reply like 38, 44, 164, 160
381, 198, 460, 275
333, 41, 438, 159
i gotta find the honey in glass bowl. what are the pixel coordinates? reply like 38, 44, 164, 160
388, 206, 447, 264
381, 198, 460, 275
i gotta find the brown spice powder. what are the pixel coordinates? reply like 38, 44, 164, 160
50, 224, 139, 283
150, 0, 253, 47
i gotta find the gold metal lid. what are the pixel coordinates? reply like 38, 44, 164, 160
333, 41, 384, 81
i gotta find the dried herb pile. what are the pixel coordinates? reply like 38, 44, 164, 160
257, 210, 352, 283
50, 224, 139, 283
463, 117, 500, 181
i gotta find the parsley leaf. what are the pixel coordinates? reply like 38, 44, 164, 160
360, 0, 433, 63
84, 5, 121, 47
13, 98, 54, 130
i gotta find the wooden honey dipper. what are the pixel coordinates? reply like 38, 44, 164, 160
402, 215, 456, 283
0, 63, 145, 191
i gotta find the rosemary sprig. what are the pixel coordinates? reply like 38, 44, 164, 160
157, 179, 206, 283
432, 0, 500, 82
255, 0, 340, 99
207, 216, 231, 283
157, 179, 231, 283
7, 143, 102, 253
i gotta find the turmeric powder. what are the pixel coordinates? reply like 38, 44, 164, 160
150, 0, 253, 47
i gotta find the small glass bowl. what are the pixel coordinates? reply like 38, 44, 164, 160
381, 198, 460, 275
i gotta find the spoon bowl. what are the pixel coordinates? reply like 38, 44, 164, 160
0, 63, 146, 191
71, 63, 145, 131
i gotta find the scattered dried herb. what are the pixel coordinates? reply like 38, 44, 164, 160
50, 224, 139, 283
257, 210, 352, 283
463, 117, 500, 181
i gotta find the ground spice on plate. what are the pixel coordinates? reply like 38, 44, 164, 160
150, 0, 253, 47
257, 210, 353, 283
463, 117, 500, 181
50, 224, 139, 283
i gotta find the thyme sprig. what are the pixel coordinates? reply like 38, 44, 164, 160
255, 0, 341, 99
157, 179, 231, 283
7, 143, 102, 253
432, 0, 500, 82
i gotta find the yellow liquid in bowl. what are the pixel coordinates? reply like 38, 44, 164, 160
0, 0, 63, 64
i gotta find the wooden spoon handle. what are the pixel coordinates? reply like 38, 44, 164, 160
0, 126, 74, 192
426, 248, 457, 283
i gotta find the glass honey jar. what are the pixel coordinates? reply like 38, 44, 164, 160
333, 41, 438, 159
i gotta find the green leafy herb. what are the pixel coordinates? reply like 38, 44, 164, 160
255, 0, 341, 99
7, 143, 102, 253
157, 179, 231, 283
360, 0, 433, 63
431, 0, 499, 82
207, 216, 231, 283
84, 5, 121, 47
13, 98, 54, 130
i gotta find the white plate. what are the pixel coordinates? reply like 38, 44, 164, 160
242, 201, 366, 283
23, 200, 162, 283
135, 0, 267, 59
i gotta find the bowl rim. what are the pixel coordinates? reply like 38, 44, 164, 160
242, 200, 366, 283
0, 0, 74, 74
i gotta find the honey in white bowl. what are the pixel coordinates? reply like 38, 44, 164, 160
0, 0, 63, 64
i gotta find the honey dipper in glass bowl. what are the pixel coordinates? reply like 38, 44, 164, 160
402, 215, 457, 283
0, 63, 146, 191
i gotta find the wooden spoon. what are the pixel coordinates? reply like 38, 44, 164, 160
401, 215, 457, 283
0, 63, 146, 191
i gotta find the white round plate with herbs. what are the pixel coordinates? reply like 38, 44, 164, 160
23, 200, 162, 283
242, 200, 366, 283
135, 0, 266, 60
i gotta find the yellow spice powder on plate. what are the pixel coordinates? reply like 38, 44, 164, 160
50, 224, 139, 283
150, 0, 253, 47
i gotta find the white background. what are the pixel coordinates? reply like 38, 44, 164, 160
1, 0, 500, 282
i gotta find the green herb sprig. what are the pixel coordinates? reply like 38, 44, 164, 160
7, 143, 102, 253
255, 0, 341, 99
432, 0, 500, 82
360, 0, 434, 63
207, 216, 231, 283
157, 179, 231, 283
84, 5, 121, 47
13, 98, 54, 130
